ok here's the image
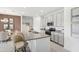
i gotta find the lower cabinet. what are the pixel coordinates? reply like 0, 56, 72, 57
28, 37, 50, 52
54, 33, 59, 43
36, 37, 50, 52
28, 40, 36, 52
51, 32, 64, 46
58, 33, 64, 45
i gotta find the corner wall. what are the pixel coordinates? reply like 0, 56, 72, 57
64, 7, 79, 52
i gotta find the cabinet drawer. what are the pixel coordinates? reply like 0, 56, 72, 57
54, 33, 59, 43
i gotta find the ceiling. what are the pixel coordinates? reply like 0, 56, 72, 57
0, 7, 64, 16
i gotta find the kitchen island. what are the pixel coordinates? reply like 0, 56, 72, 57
25, 31, 51, 52
0, 31, 50, 52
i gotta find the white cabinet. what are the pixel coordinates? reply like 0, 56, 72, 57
54, 33, 59, 42
51, 32, 64, 46
28, 37, 50, 52
58, 33, 64, 45
43, 11, 64, 28
51, 32, 55, 41
56, 13, 61, 26
56, 12, 64, 27
53, 14, 57, 26
36, 37, 50, 52
28, 40, 36, 52
61, 12, 64, 26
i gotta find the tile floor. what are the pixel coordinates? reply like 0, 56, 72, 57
0, 39, 69, 52
50, 41, 69, 52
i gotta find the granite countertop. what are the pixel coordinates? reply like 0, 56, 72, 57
25, 32, 50, 41
0, 31, 50, 42
0, 36, 12, 42
51, 30, 64, 34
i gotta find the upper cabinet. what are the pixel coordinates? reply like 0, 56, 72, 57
56, 11, 64, 27
43, 9, 64, 28
52, 14, 57, 27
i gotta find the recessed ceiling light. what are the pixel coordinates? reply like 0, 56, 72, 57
40, 10, 44, 13
24, 7, 26, 8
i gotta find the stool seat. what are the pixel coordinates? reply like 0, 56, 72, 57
15, 41, 24, 49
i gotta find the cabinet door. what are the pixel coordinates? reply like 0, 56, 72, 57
53, 14, 57, 26
54, 33, 59, 43
61, 12, 64, 27
56, 12, 64, 27
28, 40, 36, 52
58, 33, 64, 45
41, 17, 46, 28
36, 37, 50, 52
51, 32, 55, 41
56, 13, 62, 26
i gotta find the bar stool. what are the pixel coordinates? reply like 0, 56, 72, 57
14, 33, 27, 52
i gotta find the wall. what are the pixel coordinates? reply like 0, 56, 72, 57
0, 8, 22, 32
0, 14, 21, 31
22, 16, 33, 26
22, 16, 33, 34
33, 16, 41, 32
64, 7, 79, 52
0, 8, 21, 16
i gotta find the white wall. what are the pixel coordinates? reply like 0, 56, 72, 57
33, 16, 41, 32
22, 16, 33, 26
0, 8, 21, 16
64, 7, 79, 52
